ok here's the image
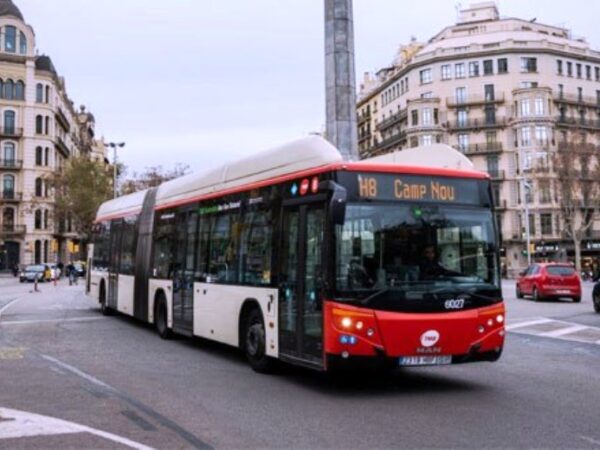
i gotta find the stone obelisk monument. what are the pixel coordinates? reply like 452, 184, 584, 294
324, 0, 359, 161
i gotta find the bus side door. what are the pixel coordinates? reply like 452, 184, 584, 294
172, 209, 197, 334
107, 219, 122, 310
279, 201, 326, 367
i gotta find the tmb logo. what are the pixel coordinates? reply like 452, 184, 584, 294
420, 330, 440, 347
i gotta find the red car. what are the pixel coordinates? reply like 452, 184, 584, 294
516, 263, 581, 302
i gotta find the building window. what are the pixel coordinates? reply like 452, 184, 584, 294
35, 178, 42, 197
409, 137, 418, 148
43, 240, 48, 262
458, 134, 469, 151
541, 214, 553, 235
596, 67, 600, 82
534, 97, 544, 115
44, 116, 50, 135
4, 26, 16, 53
497, 58, 508, 74
576, 63, 582, 78
35, 146, 42, 165
35, 210, 42, 230
34, 240, 41, 264
3, 174, 15, 198
455, 63, 465, 78
520, 99, 530, 117
521, 127, 531, 146
484, 106, 496, 125
19, 31, 26, 54
411, 110, 418, 126
567, 61, 572, 76
35, 115, 43, 134
578, 87, 583, 102
597, 90, 600, 106
457, 109, 468, 127
3, 110, 15, 133
483, 59, 493, 75
520, 58, 537, 73
484, 84, 495, 101
455, 86, 466, 103
441, 64, 452, 80
486, 155, 499, 177
45, 147, 49, 166
14, 80, 24, 100
43, 210, 49, 229
535, 126, 548, 145
539, 182, 551, 204
4, 79, 13, 100
419, 68, 432, 84
3, 207, 14, 230
586, 65, 591, 80
422, 108, 432, 126
36, 84, 43, 103
557, 60, 563, 75
3, 142, 15, 165
468, 61, 479, 77
45, 85, 50, 103
422, 135, 433, 146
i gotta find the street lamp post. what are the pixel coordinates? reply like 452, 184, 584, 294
519, 148, 532, 266
106, 142, 125, 199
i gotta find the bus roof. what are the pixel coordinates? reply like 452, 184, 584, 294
95, 136, 485, 222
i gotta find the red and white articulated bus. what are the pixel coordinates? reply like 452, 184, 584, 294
87, 136, 504, 372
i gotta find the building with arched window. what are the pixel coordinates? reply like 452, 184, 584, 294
356, 2, 600, 276
0, 0, 107, 271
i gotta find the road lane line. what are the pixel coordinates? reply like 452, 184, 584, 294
0, 407, 154, 450
580, 435, 600, 446
40, 354, 214, 449
506, 318, 552, 330
1, 316, 104, 326
0, 299, 20, 318
540, 325, 588, 338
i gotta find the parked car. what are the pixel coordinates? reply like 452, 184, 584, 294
516, 263, 581, 302
592, 281, 600, 313
19, 264, 47, 283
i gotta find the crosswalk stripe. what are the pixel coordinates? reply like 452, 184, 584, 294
539, 325, 588, 338
505, 318, 552, 330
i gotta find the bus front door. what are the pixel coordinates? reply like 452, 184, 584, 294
172, 210, 197, 334
107, 219, 122, 310
279, 203, 325, 367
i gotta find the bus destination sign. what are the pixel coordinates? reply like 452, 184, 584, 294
356, 173, 484, 205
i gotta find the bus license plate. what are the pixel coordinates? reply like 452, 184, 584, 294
398, 355, 452, 366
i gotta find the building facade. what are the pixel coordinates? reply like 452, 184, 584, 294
357, 2, 600, 277
0, 0, 105, 270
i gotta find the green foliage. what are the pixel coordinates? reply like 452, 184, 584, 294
47, 156, 113, 241
120, 163, 190, 195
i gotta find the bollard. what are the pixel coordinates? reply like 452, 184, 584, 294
34, 276, 39, 292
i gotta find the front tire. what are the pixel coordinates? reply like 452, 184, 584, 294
593, 294, 600, 313
243, 308, 275, 373
516, 284, 523, 299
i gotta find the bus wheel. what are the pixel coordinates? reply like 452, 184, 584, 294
99, 283, 112, 316
244, 308, 275, 373
155, 295, 172, 339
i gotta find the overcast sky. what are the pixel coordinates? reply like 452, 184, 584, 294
16, 0, 600, 174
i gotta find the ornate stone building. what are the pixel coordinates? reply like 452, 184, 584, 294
357, 2, 600, 276
0, 0, 105, 270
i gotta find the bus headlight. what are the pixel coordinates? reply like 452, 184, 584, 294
341, 317, 352, 329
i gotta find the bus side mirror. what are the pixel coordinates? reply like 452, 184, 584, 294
319, 180, 347, 226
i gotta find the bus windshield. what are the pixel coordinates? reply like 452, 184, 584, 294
334, 202, 500, 311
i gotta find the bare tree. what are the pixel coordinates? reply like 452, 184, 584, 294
552, 138, 600, 272
120, 163, 190, 195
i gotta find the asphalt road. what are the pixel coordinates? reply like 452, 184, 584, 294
1, 276, 600, 449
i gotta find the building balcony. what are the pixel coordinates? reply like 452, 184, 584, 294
457, 142, 503, 155
0, 159, 22, 170
55, 136, 70, 157
494, 199, 508, 210
376, 110, 407, 132
375, 131, 406, 151
0, 127, 23, 138
487, 170, 505, 180
446, 92, 505, 108
555, 116, 600, 130
447, 117, 507, 131
0, 224, 26, 236
358, 131, 372, 143
0, 191, 22, 202
553, 92, 600, 108
357, 112, 371, 126
55, 108, 71, 133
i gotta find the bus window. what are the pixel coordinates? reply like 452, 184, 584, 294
240, 208, 272, 285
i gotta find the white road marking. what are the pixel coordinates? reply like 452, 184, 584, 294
540, 325, 588, 338
579, 435, 600, 446
1, 316, 104, 326
41, 355, 115, 392
0, 299, 20, 318
0, 407, 154, 450
505, 318, 552, 330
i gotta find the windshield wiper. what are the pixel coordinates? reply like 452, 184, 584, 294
360, 287, 391, 305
